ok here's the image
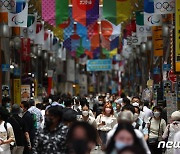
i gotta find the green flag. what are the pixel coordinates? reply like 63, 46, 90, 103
77, 39, 84, 57
136, 11, 144, 25
103, 0, 117, 25
102, 48, 110, 58
56, 0, 69, 25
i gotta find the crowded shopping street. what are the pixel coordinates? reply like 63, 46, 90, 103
0, 0, 180, 154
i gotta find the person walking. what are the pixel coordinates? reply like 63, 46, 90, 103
0, 106, 15, 154
162, 111, 180, 154
8, 104, 27, 154
33, 106, 68, 154
96, 102, 117, 148
147, 106, 166, 154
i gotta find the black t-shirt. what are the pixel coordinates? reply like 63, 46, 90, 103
22, 111, 35, 145
8, 114, 26, 146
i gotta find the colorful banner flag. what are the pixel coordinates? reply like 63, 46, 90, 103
144, 0, 154, 13
136, 25, 152, 37
72, 0, 99, 26
42, 30, 51, 51
77, 39, 84, 57
103, 0, 116, 25
116, 0, 132, 24
35, 21, 44, 45
64, 38, 71, 51
110, 36, 119, 50
77, 23, 87, 38
56, 0, 69, 25
154, 0, 175, 14
0, 0, 16, 12
8, 2, 28, 27
21, 38, 31, 61
42, 0, 55, 26
144, 12, 162, 26
136, 11, 144, 26
21, 14, 37, 39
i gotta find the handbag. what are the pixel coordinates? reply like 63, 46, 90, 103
147, 118, 161, 146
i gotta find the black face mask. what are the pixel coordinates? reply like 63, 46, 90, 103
45, 117, 53, 128
71, 139, 88, 154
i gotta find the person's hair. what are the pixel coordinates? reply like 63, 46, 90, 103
153, 106, 162, 113
106, 122, 146, 154
82, 103, 89, 110
117, 111, 134, 123
143, 100, 149, 107
80, 98, 88, 107
123, 97, 130, 105
120, 93, 126, 99
21, 101, 30, 109
117, 145, 146, 154
51, 95, 60, 102
132, 96, 140, 101
36, 103, 42, 110
63, 109, 77, 123
102, 102, 114, 115
122, 104, 135, 114
66, 121, 97, 144
134, 106, 140, 114
29, 99, 35, 106
46, 105, 63, 120
64, 98, 73, 107
0, 106, 9, 121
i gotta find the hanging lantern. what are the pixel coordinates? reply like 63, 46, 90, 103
37, 46, 42, 57
13, 37, 22, 50
146, 40, 153, 51
31, 46, 38, 55
43, 52, 48, 60
0, 24, 10, 37
140, 43, 147, 53
162, 24, 169, 37
9, 40, 15, 49
135, 46, 140, 54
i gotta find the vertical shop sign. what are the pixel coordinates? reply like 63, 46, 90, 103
175, 0, 180, 72
13, 79, 21, 104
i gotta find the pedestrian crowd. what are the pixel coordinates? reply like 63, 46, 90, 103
0, 93, 180, 154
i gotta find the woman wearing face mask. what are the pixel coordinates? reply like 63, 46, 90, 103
66, 121, 97, 154
106, 122, 146, 154
96, 103, 117, 149
79, 103, 97, 128
147, 106, 166, 154
33, 106, 68, 154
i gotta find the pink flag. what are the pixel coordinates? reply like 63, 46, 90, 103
42, 0, 55, 26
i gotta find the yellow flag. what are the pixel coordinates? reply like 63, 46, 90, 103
53, 27, 63, 41
110, 48, 118, 57
116, 0, 132, 24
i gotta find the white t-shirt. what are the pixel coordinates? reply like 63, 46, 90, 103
143, 106, 153, 121
96, 114, 117, 132
0, 121, 15, 154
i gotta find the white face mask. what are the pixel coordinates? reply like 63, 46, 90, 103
132, 102, 139, 107
99, 101, 103, 105
134, 113, 139, 121
82, 111, 89, 117
105, 108, 112, 114
154, 112, 160, 118
115, 140, 129, 150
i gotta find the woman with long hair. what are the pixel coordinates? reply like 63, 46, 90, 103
106, 122, 146, 154
96, 102, 117, 148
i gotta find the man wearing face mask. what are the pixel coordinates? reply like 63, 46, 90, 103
147, 106, 166, 154
93, 95, 105, 118
33, 106, 68, 154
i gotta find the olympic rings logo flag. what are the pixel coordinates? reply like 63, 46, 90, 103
0, 0, 15, 12
144, 12, 162, 26
154, 0, 175, 14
